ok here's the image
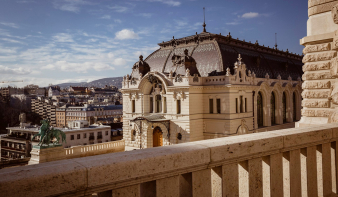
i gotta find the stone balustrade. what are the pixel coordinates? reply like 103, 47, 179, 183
2, 124, 338, 196
65, 140, 125, 159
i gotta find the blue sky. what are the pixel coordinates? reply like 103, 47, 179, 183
0, 0, 308, 87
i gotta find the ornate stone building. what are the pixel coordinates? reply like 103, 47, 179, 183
121, 28, 303, 149
298, 1, 338, 127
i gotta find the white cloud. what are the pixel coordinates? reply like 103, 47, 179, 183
148, 0, 181, 6
115, 29, 139, 40
0, 65, 30, 75
41, 64, 55, 70
114, 19, 122, 23
108, 5, 130, 13
226, 22, 241, 25
113, 58, 127, 66
53, 0, 92, 13
241, 12, 259, 19
0, 22, 19, 29
1, 38, 24, 44
101, 15, 111, 19
138, 13, 153, 18
93, 63, 115, 71
53, 33, 74, 42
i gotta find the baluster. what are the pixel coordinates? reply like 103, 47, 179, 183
112, 184, 140, 197
248, 158, 263, 197
290, 149, 302, 196
322, 143, 332, 196
192, 167, 222, 197
270, 153, 283, 197
156, 175, 179, 197
307, 146, 318, 197
223, 161, 249, 197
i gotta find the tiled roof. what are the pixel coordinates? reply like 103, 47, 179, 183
141, 32, 303, 80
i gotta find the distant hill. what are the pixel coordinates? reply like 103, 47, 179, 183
55, 77, 123, 89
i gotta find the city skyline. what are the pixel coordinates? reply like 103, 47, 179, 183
0, 0, 308, 87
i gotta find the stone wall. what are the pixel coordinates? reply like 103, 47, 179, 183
2, 124, 338, 197
298, 0, 338, 126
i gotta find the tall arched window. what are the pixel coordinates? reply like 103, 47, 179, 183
257, 92, 263, 127
155, 95, 162, 113
271, 92, 276, 125
293, 92, 297, 121
282, 92, 286, 123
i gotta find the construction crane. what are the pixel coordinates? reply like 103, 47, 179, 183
0, 80, 23, 83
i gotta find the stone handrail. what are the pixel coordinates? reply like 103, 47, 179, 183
2, 124, 338, 196
65, 140, 125, 159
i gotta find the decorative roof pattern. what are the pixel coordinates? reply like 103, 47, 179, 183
136, 32, 303, 80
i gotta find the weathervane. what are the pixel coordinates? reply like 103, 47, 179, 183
202, 7, 206, 32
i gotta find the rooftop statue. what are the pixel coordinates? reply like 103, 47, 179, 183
32, 119, 66, 146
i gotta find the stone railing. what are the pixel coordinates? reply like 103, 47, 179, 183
65, 140, 125, 159
2, 124, 338, 197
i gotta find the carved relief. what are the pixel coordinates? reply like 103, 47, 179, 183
333, 37, 338, 50
173, 90, 185, 101
303, 43, 330, 54
302, 81, 331, 89
302, 109, 333, 117
302, 51, 336, 63
301, 90, 330, 98
331, 57, 338, 77
303, 62, 330, 71
302, 100, 330, 108
302, 71, 333, 80
332, 3, 338, 24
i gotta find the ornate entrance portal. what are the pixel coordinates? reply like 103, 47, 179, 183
153, 127, 163, 147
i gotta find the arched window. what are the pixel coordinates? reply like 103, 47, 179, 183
293, 92, 297, 121
155, 95, 162, 113
257, 92, 263, 127
271, 92, 276, 125
282, 92, 286, 123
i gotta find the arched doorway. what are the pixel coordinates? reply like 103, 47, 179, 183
257, 92, 263, 127
271, 92, 276, 125
153, 126, 163, 147
282, 92, 287, 123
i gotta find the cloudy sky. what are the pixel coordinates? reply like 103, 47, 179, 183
0, 0, 308, 87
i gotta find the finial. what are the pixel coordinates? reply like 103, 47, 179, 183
237, 54, 242, 65
202, 7, 207, 32
173, 36, 174, 39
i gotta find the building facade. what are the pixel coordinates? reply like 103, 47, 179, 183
0, 120, 112, 161
31, 98, 56, 126
121, 30, 303, 149
56, 104, 123, 127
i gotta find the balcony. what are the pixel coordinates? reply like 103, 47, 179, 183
1, 124, 338, 196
